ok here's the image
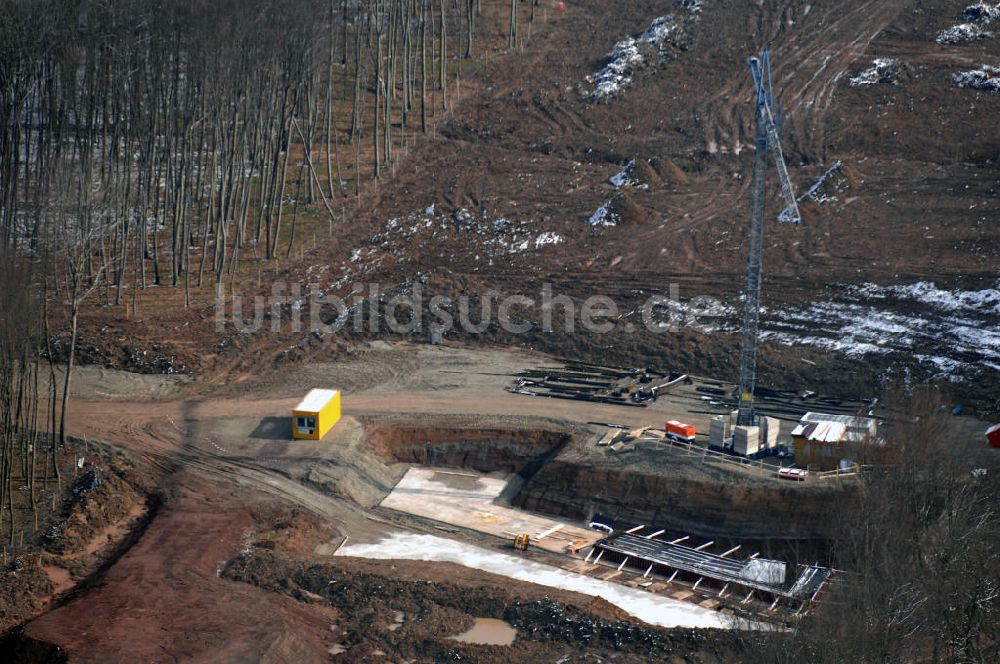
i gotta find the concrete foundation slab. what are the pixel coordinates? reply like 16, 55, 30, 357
380, 468, 603, 554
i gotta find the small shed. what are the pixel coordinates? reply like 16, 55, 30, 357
792, 412, 879, 470
292, 389, 341, 440
987, 423, 1000, 449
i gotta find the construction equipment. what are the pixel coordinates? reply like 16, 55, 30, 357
512, 532, 531, 551
665, 420, 696, 443
736, 49, 801, 427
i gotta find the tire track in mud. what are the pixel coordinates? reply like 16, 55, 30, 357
702, 0, 903, 163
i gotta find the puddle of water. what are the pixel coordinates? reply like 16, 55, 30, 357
448, 618, 516, 646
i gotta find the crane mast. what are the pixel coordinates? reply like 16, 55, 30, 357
735, 50, 800, 427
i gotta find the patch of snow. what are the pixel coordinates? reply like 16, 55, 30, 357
609, 159, 637, 187
954, 64, 1000, 92
588, 200, 619, 227
853, 280, 1000, 315
534, 231, 564, 248
759, 279, 1000, 379
609, 159, 650, 189
849, 58, 900, 87
938, 22, 993, 44
938, 4, 1000, 44
592, 38, 645, 100
962, 2, 1000, 22
588, 14, 694, 101
338, 532, 731, 629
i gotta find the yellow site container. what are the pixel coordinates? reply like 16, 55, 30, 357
292, 389, 341, 440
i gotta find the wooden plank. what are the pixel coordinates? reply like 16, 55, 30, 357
535, 523, 564, 540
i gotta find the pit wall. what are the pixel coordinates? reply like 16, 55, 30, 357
513, 461, 849, 541
367, 426, 573, 477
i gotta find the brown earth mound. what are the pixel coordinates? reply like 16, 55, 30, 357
650, 156, 690, 185
840, 161, 864, 188
1, 442, 154, 634
0, 555, 55, 632
798, 198, 822, 224
609, 192, 648, 225
629, 159, 661, 187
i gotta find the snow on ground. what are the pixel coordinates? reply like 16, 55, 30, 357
954, 65, 1000, 92
760, 280, 1000, 379
338, 532, 731, 630
609, 159, 650, 189
937, 4, 1000, 44
609, 159, 637, 188
962, 2, 1000, 22
854, 280, 1000, 315
938, 22, 993, 44
585, 11, 698, 101
588, 200, 619, 226
849, 59, 900, 87
320, 206, 566, 293
654, 279, 1000, 380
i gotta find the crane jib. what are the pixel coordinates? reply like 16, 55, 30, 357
735, 49, 802, 428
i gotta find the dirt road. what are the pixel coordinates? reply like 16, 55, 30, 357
14, 344, 730, 660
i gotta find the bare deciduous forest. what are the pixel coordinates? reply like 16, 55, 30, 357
0, 0, 522, 545
1, 0, 518, 307
743, 392, 1000, 662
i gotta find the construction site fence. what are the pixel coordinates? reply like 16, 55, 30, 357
640, 436, 871, 481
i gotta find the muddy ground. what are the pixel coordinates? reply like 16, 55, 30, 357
5, 340, 995, 661
222, 546, 759, 663
59, 0, 1000, 415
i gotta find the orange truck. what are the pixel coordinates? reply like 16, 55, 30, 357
665, 419, 696, 443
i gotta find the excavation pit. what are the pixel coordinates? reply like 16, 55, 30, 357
379, 467, 603, 554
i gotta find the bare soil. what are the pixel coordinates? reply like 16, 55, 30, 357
58, 0, 1000, 415
222, 548, 755, 663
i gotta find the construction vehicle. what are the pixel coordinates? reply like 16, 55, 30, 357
512, 532, 531, 551
735, 49, 802, 427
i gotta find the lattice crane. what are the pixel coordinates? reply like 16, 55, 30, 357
735, 49, 801, 427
